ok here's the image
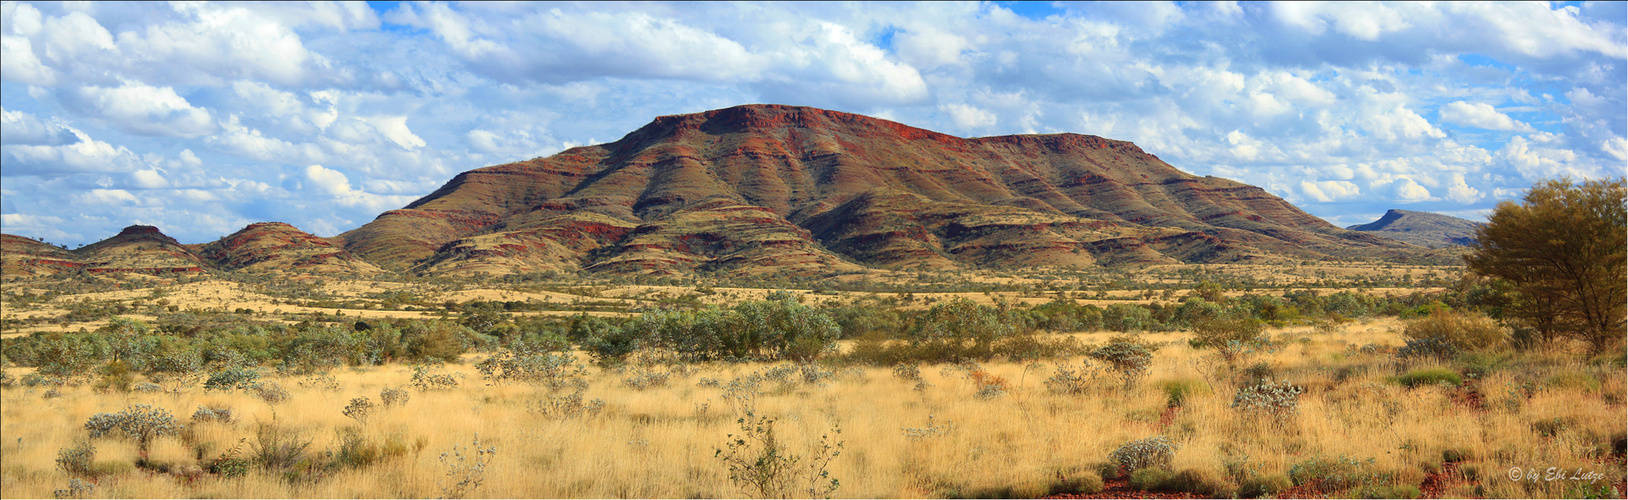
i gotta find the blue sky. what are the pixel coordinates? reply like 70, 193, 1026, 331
2, 1, 1624, 247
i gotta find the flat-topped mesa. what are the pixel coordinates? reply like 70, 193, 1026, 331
333, 104, 1430, 275
118, 225, 164, 235
641, 104, 964, 145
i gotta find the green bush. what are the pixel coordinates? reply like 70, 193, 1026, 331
1159, 378, 1204, 408
1089, 335, 1158, 390
1289, 456, 1393, 495
1171, 468, 1228, 496
1128, 467, 1175, 491
1238, 473, 1292, 498
1394, 367, 1463, 388
1047, 470, 1104, 495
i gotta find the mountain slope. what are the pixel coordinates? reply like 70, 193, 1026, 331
321, 104, 1416, 274
1, 234, 81, 278
195, 222, 382, 275
74, 225, 207, 273
1347, 209, 1484, 248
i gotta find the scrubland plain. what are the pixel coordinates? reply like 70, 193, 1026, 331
1, 264, 1623, 499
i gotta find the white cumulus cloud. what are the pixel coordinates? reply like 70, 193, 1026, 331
63, 82, 215, 138
1439, 101, 1533, 132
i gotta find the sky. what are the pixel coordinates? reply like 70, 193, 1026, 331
1, 1, 1624, 247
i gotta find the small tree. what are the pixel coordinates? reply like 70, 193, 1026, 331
1464, 177, 1626, 353
84, 404, 182, 459
1089, 335, 1158, 389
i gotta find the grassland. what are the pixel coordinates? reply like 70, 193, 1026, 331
1, 264, 1623, 499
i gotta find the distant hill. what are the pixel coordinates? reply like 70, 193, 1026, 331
1, 223, 379, 280
194, 222, 382, 275
1347, 209, 1484, 248
334, 104, 1420, 276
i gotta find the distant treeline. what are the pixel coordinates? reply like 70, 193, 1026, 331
3, 285, 1493, 389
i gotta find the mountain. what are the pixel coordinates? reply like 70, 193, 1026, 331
74, 225, 208, 274
1, 223, 379, 279
1347, 209, 1484, 248
336, 104, 1418, 276
194, 222, 382, 275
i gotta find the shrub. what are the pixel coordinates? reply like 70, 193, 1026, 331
1396, 336, 1458, 360
1045, 359, 1105, 395
968, 370, 1009, 400
891, 363, 921, 381
1288, 456, 1393, 495
1107, 436, 1175, 477
476, 349, 587, 391
1126, 465, 1228, 495
1160, 379, 1204, 408
438, 435, 496, 499
1128, 467, 1175, 491
410, 364, 460, 391
55, 442, 96, 477
622, 367, 671, 390
204, 367, 261, 392
714, 411, 842, 499
1191, 314, 1267, 364
191, 406, 235, 424
84, 404, 182, 459
1167, 468, 1228, 496
249, 422, 311, 474
1238, 473, 1293, 498
1403, 310, 1507, 352
527, 390, 605, 419
342, 397, 376, 424
1231, 379, 1304, 425
380, 387, 410, 407
1089, 336, 1158, 390
1395, 367, 1462, 388
330, 430, 388, 471
52, 478, 94, 499
253, 381, 290, 404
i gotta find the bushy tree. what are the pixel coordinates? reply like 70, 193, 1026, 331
1464, 177, 1626, 353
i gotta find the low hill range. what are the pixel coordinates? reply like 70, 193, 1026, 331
5, 104, 1459, 280
2, 223, 379, 279
1346, 209, 1484, 248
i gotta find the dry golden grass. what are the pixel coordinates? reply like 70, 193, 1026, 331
3, 318, 1622, 499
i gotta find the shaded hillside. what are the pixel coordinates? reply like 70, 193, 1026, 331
1348, 209, 1484, 248
338, 104, 1417, 276
72, 225, 208, 274
1, 234, 80, 278
195, 222, 382, 275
